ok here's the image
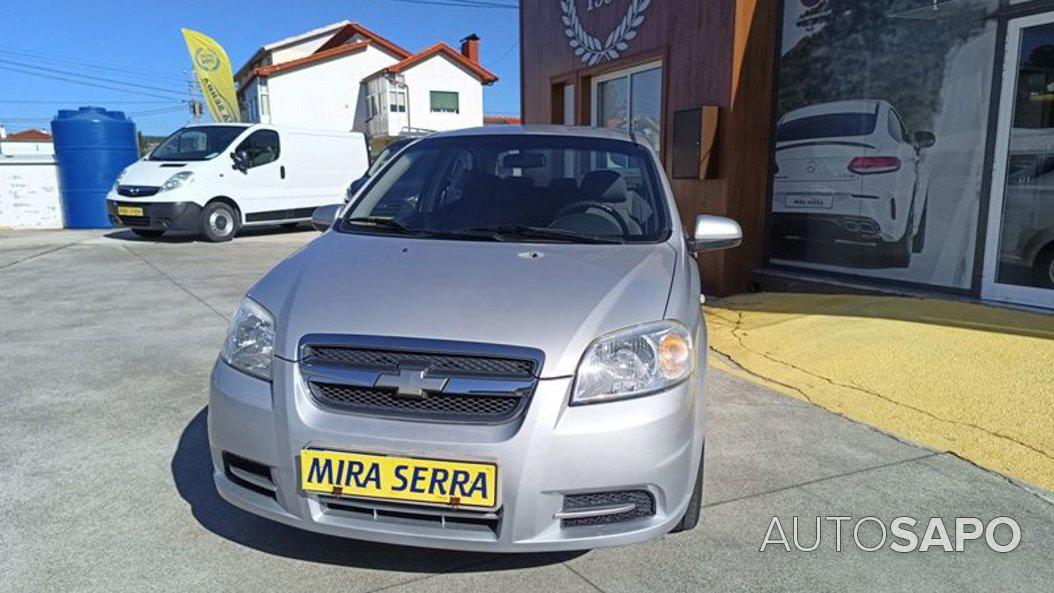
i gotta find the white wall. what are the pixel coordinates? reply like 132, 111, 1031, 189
0, 157, 62, 229
401, 55, 485, 133
0, 141, 55, 156
265, 45, 399, 131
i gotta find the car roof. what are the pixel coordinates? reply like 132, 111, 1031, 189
428, 124, 641, 145
782, 100, 888, 121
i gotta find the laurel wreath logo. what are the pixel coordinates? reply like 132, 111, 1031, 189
561, 0, 652, 66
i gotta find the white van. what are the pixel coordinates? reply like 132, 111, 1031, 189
106, 124, 368, 241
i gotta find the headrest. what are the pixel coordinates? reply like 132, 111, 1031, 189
579, 170, 628, 203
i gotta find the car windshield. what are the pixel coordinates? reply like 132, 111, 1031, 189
776, 112, 878, 142
340, 135, 670, 244
150, 126, 246, 161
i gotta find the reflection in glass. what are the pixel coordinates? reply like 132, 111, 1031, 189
631, 67, 662, 153
597, 77, 629, 132
997, 22, 1054, 290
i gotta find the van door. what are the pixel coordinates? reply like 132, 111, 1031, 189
231, 129, 285, 219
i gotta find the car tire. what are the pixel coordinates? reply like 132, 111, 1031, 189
911, 196, 928, 254
879, 200, 914, 267
670, 443, 704, 534
200, 201, 238, 242
1034, 246, 1054, 289
131, 229, 164, 239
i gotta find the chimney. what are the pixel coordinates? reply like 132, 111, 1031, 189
460, 34, 480, 64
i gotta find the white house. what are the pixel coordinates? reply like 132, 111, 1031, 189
236, 23, 497, 139
0, 128, 55, 156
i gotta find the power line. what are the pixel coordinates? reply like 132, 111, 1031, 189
0, 57, 192, 97
0, 64, 194, 101
0, 99, 176, 104
0, 46, 186, 83
379, 0, 518, 9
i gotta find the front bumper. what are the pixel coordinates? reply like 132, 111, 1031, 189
106, 200, 202, 231
207, 358, 705, 552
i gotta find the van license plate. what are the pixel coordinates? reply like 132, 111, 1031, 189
118, 206, 144, 216
299, 450, 497, 509
785, 195, 833, 209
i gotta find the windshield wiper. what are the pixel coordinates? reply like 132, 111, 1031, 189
464, 225, 625, 244
343, 216, 423, 235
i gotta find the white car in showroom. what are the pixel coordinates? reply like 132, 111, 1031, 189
771, 99, 935, 267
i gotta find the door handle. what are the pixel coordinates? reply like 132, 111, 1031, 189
280, 165, 286, 179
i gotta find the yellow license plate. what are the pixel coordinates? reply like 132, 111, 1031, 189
117, 206, 144, 216
299, 450, 497, 509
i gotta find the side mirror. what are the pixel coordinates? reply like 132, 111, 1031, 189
346, 176, 367, 202
311, 204, 342, 232
230, 150, 250, 172
688, 215, 742, 253
914, 131, 936, 149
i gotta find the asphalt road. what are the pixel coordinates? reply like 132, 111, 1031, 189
1, 227, 1051, 592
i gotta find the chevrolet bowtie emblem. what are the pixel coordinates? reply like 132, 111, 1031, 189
375, 367, 447, 399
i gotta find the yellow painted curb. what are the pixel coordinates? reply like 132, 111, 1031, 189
704, 293, 1054, 492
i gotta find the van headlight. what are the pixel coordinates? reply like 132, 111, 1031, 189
111, 170, 126, 191
221, 298, 275, 381
161, 171, 194, 192
571, 321, 694, 405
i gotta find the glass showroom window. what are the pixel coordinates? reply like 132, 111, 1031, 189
593, 61, 662, 153
430, 91, 460, 113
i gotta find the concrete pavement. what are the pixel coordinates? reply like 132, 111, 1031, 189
1, 228, 1052, 592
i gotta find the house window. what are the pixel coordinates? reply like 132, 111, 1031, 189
430, 91, 460, 113
592, 61, 662, 153
390, 90, 407, 113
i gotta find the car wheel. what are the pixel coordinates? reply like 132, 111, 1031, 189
200, 202, 238, 242
1034, 246, 1054, 289
880, 201, 914, 267
911, 196, 928, 254
131, 229, 164, 239
670, 443, 704, 534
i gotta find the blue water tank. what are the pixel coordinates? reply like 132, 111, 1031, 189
51, 107, 139, 228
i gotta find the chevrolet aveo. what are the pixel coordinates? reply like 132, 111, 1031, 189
209, 126, 742, 552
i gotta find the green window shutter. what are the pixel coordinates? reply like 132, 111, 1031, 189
430, 91, 459, 113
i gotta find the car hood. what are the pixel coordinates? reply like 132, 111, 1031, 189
117, 160, 196, 186
250, 231, 678, 378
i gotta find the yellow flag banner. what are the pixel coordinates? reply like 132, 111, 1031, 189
181, 29, 241, 123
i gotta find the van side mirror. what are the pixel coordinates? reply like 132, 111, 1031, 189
311, 204, 342, 232
348, 176, 367, 197
688, 215, 742, 253
914, 131, 936, 149
230, 150, 250, 172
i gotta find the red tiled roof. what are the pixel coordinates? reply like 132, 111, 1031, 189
484, 115, 521, 125
4, 129, 52, 142
316, 22, 413, 60
369, 43, 498, 84
253, 39, 372, 78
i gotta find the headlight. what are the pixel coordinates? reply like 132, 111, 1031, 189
571, 320, 694, 405
221, 298, 275, 381
161, 171, 194, 192
111, 170, 126, 191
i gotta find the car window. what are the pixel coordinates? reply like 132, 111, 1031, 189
343, 135, 670, 243
235, 130, 280, 168
776, 112, 878, 142
887, 111, 904, 142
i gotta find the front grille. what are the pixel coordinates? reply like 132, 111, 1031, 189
321, 496, 501, 538
305, 345, 536, 378
300, 337, 543, 424
561, 490, 656, 527
310, 382, 523, 422
118, 215, 151, 226
117, 185, 160, 197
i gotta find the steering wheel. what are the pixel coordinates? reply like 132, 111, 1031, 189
553, 201, 630, 236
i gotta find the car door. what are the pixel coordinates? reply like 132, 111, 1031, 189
232, 129, 285, 217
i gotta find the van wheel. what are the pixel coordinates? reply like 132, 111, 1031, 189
670, 444, 704, 534
131, 229, 164, 239
1035, 246, 1054, 289
911, 197, 928, 253
200, 202, 238, 242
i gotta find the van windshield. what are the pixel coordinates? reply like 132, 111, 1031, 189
150, 126, 246, 161
340, 135, 670, 244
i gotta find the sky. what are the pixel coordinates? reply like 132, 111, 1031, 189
0, 0, 520, 135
